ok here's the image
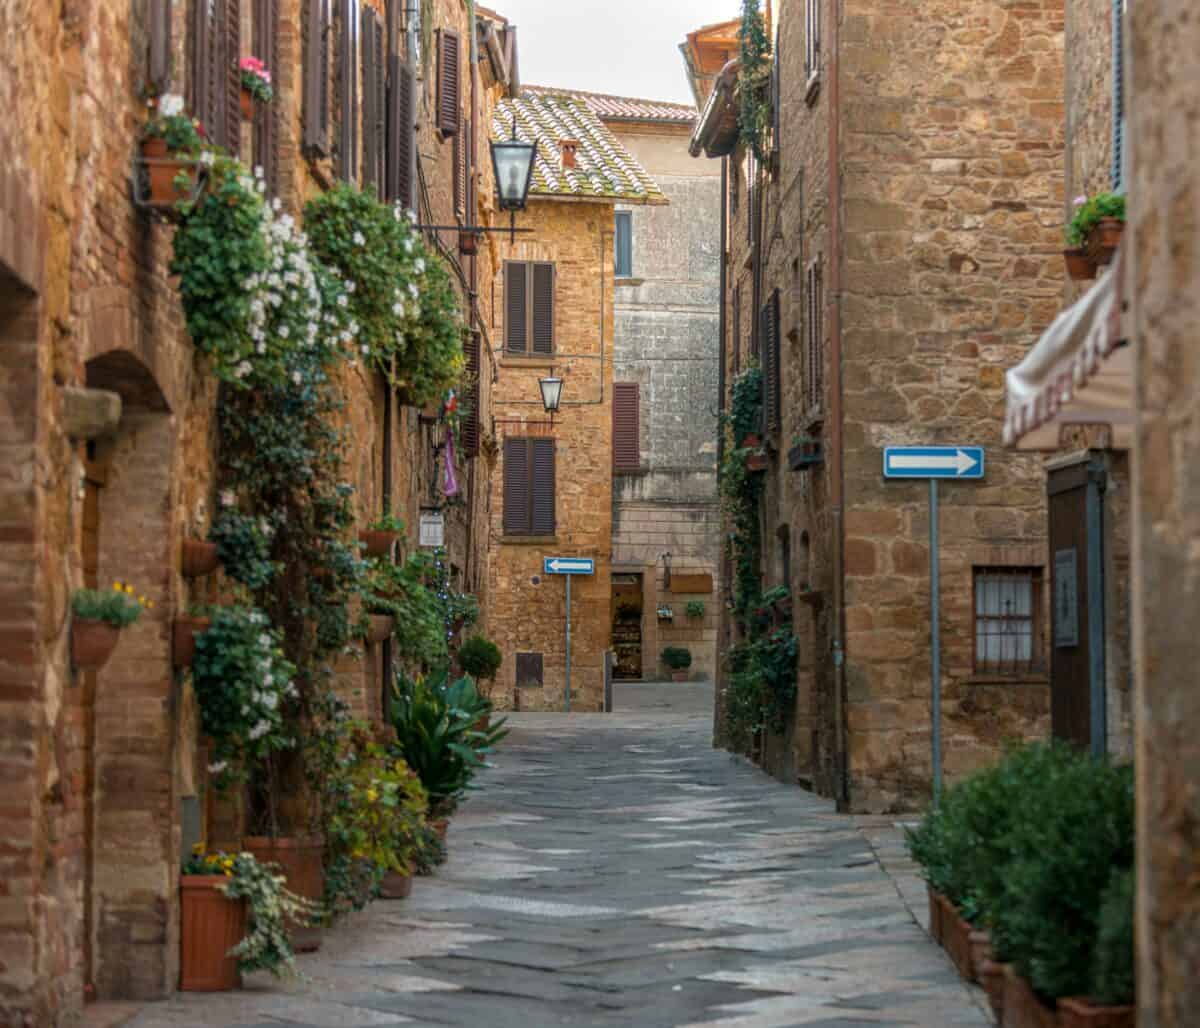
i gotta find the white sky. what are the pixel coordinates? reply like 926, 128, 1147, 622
493, 0, 739, 107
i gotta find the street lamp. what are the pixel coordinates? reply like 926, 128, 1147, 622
491, 114, 538, 241
538, 374, 563, 414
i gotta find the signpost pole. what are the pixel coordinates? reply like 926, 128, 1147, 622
930, 478, 942, 804
565, 573, 572, 713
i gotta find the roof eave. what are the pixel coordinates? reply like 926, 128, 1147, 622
530, 191, 668, 206
689, 60, 740, 159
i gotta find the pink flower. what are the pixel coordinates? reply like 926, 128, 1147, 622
1073, 195, 1088, 207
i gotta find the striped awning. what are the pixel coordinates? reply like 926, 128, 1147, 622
1004, 250, 1132, 451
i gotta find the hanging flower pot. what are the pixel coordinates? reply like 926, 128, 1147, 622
359, 530, 398, 557
1062, 248, 1096, 282
173, 616, 212, 668
181, 539, 220, 578
740, 432, 762, 449
364, 613, 395, 644
1085, 217, 1124, 267
71, 619, 122, 670
745, 450, 768, 472
239, 86, 254, 121
179, 875, 246, 991
379, 869, 414, 899
459, 230, 478, 256
141, 137, 198, 208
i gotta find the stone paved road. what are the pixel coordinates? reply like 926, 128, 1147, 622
123, 683, 990, 1028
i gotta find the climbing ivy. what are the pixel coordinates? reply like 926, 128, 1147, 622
738, 0, 773, 163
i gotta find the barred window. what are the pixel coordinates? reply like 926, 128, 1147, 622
974, 568, 1044, 675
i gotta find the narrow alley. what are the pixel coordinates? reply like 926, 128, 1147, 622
121, 686, 989, 1028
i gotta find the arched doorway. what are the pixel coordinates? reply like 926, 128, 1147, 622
82, 350, 178, 1000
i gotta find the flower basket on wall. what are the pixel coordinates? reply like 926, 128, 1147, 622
745, 450, 768, 472
71, 619, 122, 670
140, 138, 200, 209
181, 539, 220, 577
1063, 248, 1097, 282
359, 530, 398, 557
173, 615, 212, 668
239, 88, 254, 120
1085, 218, 1124, 267
179, 875, 247, 991
364, 613, 395, 644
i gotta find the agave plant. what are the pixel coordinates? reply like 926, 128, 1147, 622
389, 669, 507, 817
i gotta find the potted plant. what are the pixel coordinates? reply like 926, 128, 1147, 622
745, 448, 768, 473
70, 582, 149, 670
173, 606, 213, 669
360, 513, 403, 558
458, 635, 502, 711
661, 646, 692, 683
140, 94, 206, 208
238, 57, 273, 120
685, 600, 705, 620
656, 604, 674, 622
363, 612, 395, 644
1065, 193, 1126, 279
182, 538, 220, 578
1057, 868, 1134, 1028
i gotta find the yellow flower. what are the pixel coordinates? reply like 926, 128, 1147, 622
192, 842, 206, 854
146, 600, 155, 609
112, 581, 123, 592
125, 584, 135, 595
365, 788, 379, 803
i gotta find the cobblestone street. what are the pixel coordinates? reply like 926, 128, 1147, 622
120, 685, 990, 1028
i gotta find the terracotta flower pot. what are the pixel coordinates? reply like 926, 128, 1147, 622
239, 86, 254, 120
173, 615, 212, 668
71, 618, 122, 670
179, 875, 246, 991
458, 230, 478, 256
1063, 248, 1097, 282
740, 433, 762, 449
671, 669, 689, 682
1003, 963, 1061, 1028
745, 452, 768, 472
141, 137, 196, 207
1057, 997, 1135, 1028
1086, 217, 1124, 267
927, 885, 944, 944
242, 835, 324, 953
364, 613, 394, 644
379, 869, 414, 899
182, 539, 220, 578
980, 959, 1010, 1022
359, 530, 398, 557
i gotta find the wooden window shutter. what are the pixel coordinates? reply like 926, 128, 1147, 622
338, 0, 359, 183
613, 382, 640, 471
148, 0, 172, 95
437, 29, 461, 136
191, 0, 219, 146
461, 331, 481, 458
732, 284, 741, 377
530, 438, 556, 535
531, 262, 555, 355
361, 5, 385, 193
504, 261, 528, 352
762, 289, 781, 432
503, 438, 530, 534
223, 0, 242, 151
453, 120, 464, 215
253, 0, 281, 195
304, 0, 331, 154
1111, 0, 1125, 191
386, 55, 414, 207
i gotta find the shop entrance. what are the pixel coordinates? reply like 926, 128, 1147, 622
611, 573, 643, 679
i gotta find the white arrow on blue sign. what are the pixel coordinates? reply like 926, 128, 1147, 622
883, 446, 985, 480
544, 556, 595, 575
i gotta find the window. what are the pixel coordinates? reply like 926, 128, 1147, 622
360, 4, 386, 194
504, 261, 555, 354
461, 331, 481, 458
503, 437, 555, 536
386, 54, 415, 208
192, 0, 241, 152
515, 652, 544, 687
613, 382, 639, 471
760, 289, 781, 432
804, 0, 821, 94
974, 568, 1044, 675
437, 28, 461, 136
804, 258, 823, 411
614, 211, 633, 278
253, 0, 283, 195
148, 0, 172, 95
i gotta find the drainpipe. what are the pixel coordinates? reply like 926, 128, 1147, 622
717, 157, 727, 467
466, 0, 479, 595
828, 0, 848, 809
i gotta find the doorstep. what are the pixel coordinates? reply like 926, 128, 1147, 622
82, 1001, 145, 1028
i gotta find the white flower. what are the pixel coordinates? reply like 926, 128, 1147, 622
199, 150, 216, 167
408, 282, 419, 299
402, 237, 414, 254
158, 93, 184, 117
262, 691, 279, 710
414, 257, 426, 274
337, 294, 348, 308
256, 342, 266, 354
236, 360, 253, 377
348, 321, 359, 336
248, 720, 271, 741
392, 301, 405, 317
407, 209, 418, 224
353, 231, 366, 246
258, 633, 271, 647
346, 280, 356, 293
220, 489, 236, 508
361, 344, 370, 356
254, 165, 264, 179
271, 196, 282, 211
208, 760, 228, 774
292, 371, 303, 385
279, 324, 290, 339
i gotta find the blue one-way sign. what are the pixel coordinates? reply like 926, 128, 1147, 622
544, 556, 595, 575
883, 446, 985, 480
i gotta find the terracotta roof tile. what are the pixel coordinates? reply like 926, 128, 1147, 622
524, 85, 697, 124
492, 94, 667, 204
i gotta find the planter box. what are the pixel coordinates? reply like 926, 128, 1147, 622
173, 616, 211, 668
180, 875, 246, 991
379, 869, 414, 899
740, 433, 762, 449
1057, 998, 1135, 1028
141, 137, 198, 208
969, 929, 994, 984
940, 896, 976, 982
671, 669, 689, 682
1004, 964, 1060, 1028
359, 530, 398, 558
242, 835, 324, 953
927, 885, 944, 944
239, 86, 254, 120
745, 451, 768, 472
181, 539, 220, 578
980, 960, 1011, 1022
72, 619, 121, 670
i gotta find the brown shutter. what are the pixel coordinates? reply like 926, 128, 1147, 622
192, 0, 220, 144
386, 55, 414, 206
148, 0, 172, 94
530, 438, 555, 535
762, 289, 781, 432
531, 262, 554, 355
732, 284, 741, 377
461, 331, 481, 458
504, 261, 528, 353
503, 437, 530, 535
253, 0, 280, 195
360, 5, 382, 192
304, 0, 330, 154
338, 0, 359, 182
223, 0, 242, 151
437, 29, 461, 136
454, 118, 469, 217
613, 382, 640, 471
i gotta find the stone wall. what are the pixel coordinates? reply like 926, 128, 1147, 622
610, 120, 721, 683
486, 198, 615, 712
1066, 0, 1117, 203
1129, 0, 1200, 1021
0, 0, 500, 1019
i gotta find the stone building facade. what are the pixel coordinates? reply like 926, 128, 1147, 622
0, 0, 510, 1020
521, 89, 723, 685
688, 0, 1065, 811
1128, 0, 1200, 1020
484, 92, 665, 712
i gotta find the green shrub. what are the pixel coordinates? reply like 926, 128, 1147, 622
71, 584, 147, 627
685, 600, 705, 618
458, 635, 502, 681
1066, 192, 1126, 248
210, 509, 277, 589
661, 646, 692, 670
1092, 866, 1134, 1006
